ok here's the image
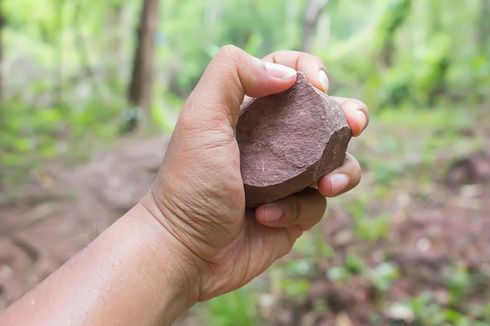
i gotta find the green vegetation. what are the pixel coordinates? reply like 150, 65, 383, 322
1, 0, 489, 324
205, 286, 261, 326
1, 0, 488, 170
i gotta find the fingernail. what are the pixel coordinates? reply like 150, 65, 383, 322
318, 69, 329, 92
330, 174, 349, 194
265, 62, 297, 80
356, 110, 368, 131
262, 204, 283, 222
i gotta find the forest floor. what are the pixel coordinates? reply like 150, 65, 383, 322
0, 106, 489, 325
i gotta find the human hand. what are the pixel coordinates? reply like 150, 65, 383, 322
254, 50, 368, 228
141, 46, 369, 305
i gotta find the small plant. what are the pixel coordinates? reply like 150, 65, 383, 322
205, 286, 261, 326
402, 291, 489, 326
327, 259, 399, 292
354, 213, 390, 243
345, 198, 391, 243
368, 261, 399, 292
445, 265, 471, 304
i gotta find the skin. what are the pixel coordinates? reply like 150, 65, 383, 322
0, 46, 369, 325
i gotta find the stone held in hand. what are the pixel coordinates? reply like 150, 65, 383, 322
236, 73, 352, 207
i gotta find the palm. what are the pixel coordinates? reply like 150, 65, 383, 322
159, 125, 297, 300
197, 211, 295, 301
204, 138, 297, 299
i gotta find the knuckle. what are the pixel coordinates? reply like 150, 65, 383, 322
344, 99, 366, 111
267, 50, 295, 60
178, 98, 199, 128
345, 153, 362, 187
298, 52, 325, 68
311, 55, 326, 68
217, 44, 241, 62
312, 191, 327, 213
353, 99, 369, 114
319, 195, 327, 212
348, 154, 362, 173
288, 196, 301, 224
354, 173, 362, 187
304, 196, 327, 230
352, 167, 362, 187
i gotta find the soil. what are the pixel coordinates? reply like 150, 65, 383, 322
1, 132, 489, 325
0, 136, 167, 308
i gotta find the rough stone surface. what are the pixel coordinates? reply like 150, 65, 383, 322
237, 73, 351, 207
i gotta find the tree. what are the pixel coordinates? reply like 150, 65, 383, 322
478, 0, 490, 56
0, 0, 5, 100
127, 0, 160, 130
300, 0, 330, 52
377, 0, 412, 68
54, 0, 66, 105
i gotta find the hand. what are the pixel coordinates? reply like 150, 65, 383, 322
255, 50, 368, 228
141, 46, 369, 305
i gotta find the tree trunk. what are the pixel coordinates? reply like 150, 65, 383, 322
478, 0, 490, 56
55, 0, 66, 105
300, 0, 330, 52
106, 2, 124, 84
73, 0, 101, 98
0, 0, 4, 101
127, 0, 160, 130
377, 0, 412, 68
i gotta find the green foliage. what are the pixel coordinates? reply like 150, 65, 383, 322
445, 265, 472, 303
159, 0, 304, 95
0, 97, 123, 169
270, 257, 315, 302
403, 291, 489, 326
323, 0, 489, 110
1, 0, 488, 172
294, 227, 334, 258
347, 197, 391, 242
279, 278, 311, 299
354, 213, 390, 243
383, 264, 490, 325
360, 106, 483, 189
1, 0, 489, 324
327, 259, 400, 291
204, 286, 261, 326
368, 261, 399, 292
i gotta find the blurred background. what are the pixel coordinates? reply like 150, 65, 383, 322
0, 0, 489, 324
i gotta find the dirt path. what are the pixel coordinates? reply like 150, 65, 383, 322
0, 136, 167, 308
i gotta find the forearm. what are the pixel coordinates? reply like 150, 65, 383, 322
1, 203, 194, 326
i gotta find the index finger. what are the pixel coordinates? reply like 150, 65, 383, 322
263, 51, 369, 137
263, 50, 329, 92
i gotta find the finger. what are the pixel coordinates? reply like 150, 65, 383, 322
262, 51, 369, 136
255, 188, 327, 230
180, 45, 297, 130
331, 96, 369, 137
317, 153, 361, 197
242, 215, 304, 281
263, 50, 329, 92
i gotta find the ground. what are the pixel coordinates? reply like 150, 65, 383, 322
0, 136, 166, 308
0, 107, 489, 325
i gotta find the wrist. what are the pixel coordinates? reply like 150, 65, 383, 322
129, 201, 200, 323
2, 199, 200, 325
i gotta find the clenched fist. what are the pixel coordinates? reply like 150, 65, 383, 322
142, 45, 369, 302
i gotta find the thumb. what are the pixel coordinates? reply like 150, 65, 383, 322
181, 45, 297, 130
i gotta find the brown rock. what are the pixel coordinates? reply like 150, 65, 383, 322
237, 73, 351, 207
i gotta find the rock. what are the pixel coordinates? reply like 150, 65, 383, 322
237, 73, 351, 207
